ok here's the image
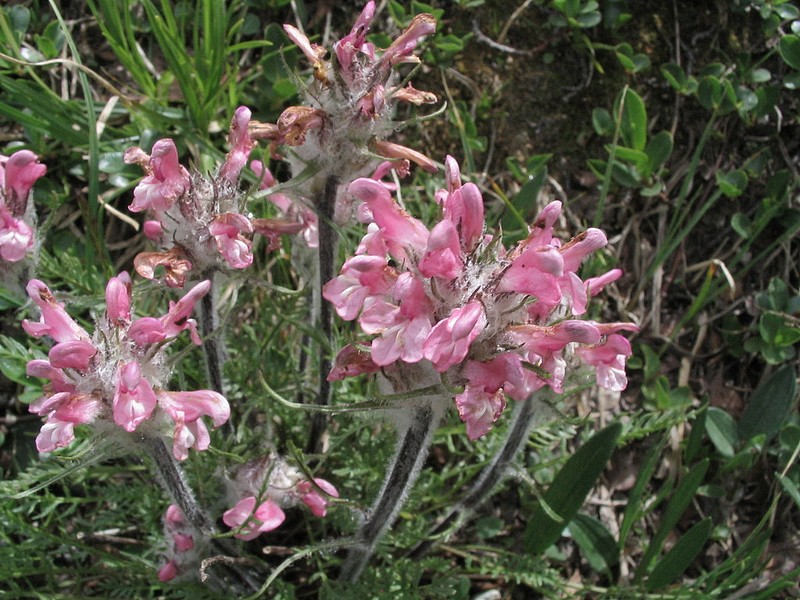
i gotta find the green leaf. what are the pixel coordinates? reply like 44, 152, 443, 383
569, 513, 619, 575
617, 88, 647, 151
646, 517, 712, 591
705, 407, 739, 457
661, 63, 687, 91
738, 366, 798, 442
698, 75, 723, 110
592, 107, 614, 136
524, 423, 622, 555
777, 473, 800, 509
634, 458, 710, 580
618, 436, 666, 549
779, 34, 800, 70
776, 4, 800, 19
716, 169, 748, 198
645, 131, 673, 175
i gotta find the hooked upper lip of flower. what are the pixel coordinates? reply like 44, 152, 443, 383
23, 276, 228, 456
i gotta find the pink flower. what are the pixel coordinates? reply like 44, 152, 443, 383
113, 361, 157, 432
327, 344, 381, 381
24, 275, 229, 456
223, 496, 286, 541
219, 106, 256, 184
380, 13, 436, 67
455, 386, 506, 440
0, 149, 47, 212
0, 206, 34, 261
423, 300, 487, 372
158, 390, 230, 461
157, 560, 179, 582
576, 333, 633, 391
105, 272, 132, 324
22, 280, 90, 342
419, 219, 462, 280
208, 213, 254, 269
126, 140, 190, 213
297, 478, 339, 517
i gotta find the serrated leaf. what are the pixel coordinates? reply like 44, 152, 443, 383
646, 517, 712, 591
569, 513, 619, 575
738, 366, 798, 442
525, 423, 622, 555
705, 407, 739, 457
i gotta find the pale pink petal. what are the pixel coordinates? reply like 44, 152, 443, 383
419, 219, 462, 280
158, 390, 230, 428
23, 280, 89, 343
128, 139, 189, 213
455, 386, 506, 440
1, 149, 47, 210
105, 272, 132, 324
128, 317, 167, 345
157, 560, 179, 582
219, 106, 256, 183
48, 340, 97, 370
422, 300, 487, 372
113, 362, 157, 432
35, 419, 75, 452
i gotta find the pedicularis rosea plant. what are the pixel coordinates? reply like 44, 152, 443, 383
14, 2, 636, 592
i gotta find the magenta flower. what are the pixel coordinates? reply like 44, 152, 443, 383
24, 275, 230, 457
126, 108, 267, 286
324, 156, 638, 438
0, 149, 47, 265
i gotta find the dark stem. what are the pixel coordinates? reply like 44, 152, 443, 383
144, 434, 264, 591
306, 175, 339, 455
146, 433, 214, 534
199, 276, 225, 396
339, 401, 439, 582
408, 394, 543, 559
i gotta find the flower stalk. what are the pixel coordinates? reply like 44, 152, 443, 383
408, 389, 552, 559
338, 365, 447, 582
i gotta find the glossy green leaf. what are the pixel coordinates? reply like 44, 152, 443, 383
779, 34, 800, 70
705, 407, 739, 457
618, 88, 647, 151
716, 169, 748, 198
634, 458, 710, 580
738, 365, 798, 442
525, 423, 622, 555
569, 513, 619, 574
646, 517, 712, 591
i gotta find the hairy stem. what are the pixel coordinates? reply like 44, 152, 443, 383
145, 433, 214, 534
144, 434, 263, 591
408, 391, 550, 559
339, 384, 445, 582
199, 272, 225, 396
306, 175, 339, 455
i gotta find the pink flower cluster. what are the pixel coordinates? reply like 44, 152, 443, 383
0, 150, 46, 262
324, 157, 638, 439
157, 504, 197, 582
24, 273, 230, 458
124, 107, 270, 287
249, 2, 438, 227
222, 454, 338, 541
